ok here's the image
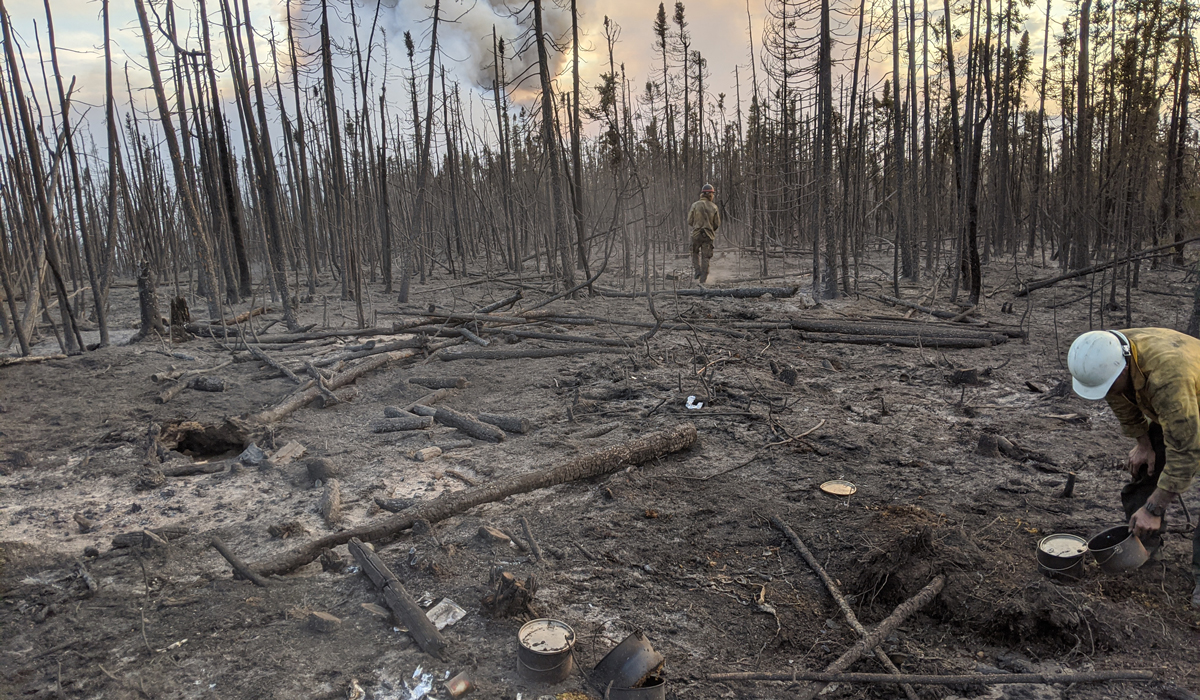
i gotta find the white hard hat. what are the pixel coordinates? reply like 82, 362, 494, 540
1067, 330, 1131, 400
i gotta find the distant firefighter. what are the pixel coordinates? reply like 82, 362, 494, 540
687, 183, 720, 284
1068, 328, 1200, 608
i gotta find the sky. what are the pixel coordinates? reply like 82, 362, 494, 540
1, 0, 1060, 148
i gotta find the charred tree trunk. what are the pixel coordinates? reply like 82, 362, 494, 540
532, 0, 576, 291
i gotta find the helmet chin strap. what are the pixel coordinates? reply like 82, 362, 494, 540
1108, 330, 1132, 358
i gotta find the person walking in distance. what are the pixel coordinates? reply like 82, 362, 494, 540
688, 184, 720, 284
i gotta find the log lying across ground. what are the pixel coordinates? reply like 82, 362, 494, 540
408, 376, 468, 389
706, 670, 1154, 686
161, 461, 227, 477
736, 318, 1008, 344
402, 388, 455, 412
348, 538, 447, 658
312, 337, 426, 367
247, 327, 396, 344
247, 348, 423, 423
216, 306, 269, 325
398, 310, 749, 341
796, 332, 994, 349
440, 347, 628, 362
863, 293, 988, 324
392, 313, 532, 333
112, 526, 189, 549
250, 423, 697, 577
520, 313, 751, 339
475, 290, 523, 314
596, 286, 799, 299
210, 536, 270, 587
479, 328, 629, 346
371, 416, 434, 433
479, 412, 533, 434
434, 406, 506, 442
0, 353, 68, 367
861, 295, 1027, 339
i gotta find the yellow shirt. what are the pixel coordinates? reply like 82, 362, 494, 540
1104, 327, 1200, 493
687, 199, 720, 233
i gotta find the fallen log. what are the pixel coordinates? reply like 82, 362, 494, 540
157, 381, 186, 404
706, 670, 1154, 686
413, 446, 443, 462
435, 406, 506, 442
305, 362, 339, 406
456, 327, 490, 346
862, 315, 1028, 339
250, 424, 697, 576
408, 376, 468, 390
440, 347, 627, 362
478, 412, 533, 435
445, 469, 477, 486
536, 316, 595, 326
371, 416, 434, 433
216, 306, 269, 325
210, 536, 270, 587
596, 286, 799, 299
374, 496, 415, 512
475, 290, 523, 314
863, 294, 989, 325
247, 327, 396, 344
734, 318, 1006, 342
247, 344, 302, 383
312, 337, 426, 367
112, 526, 189, 549
796, 332, 995, 349
796, 575, 945, 700
319, 479, 342, 527
479, 328, 628, 346
189, 376, 226, 392
1016, 235, 1200, 296
520, 313, 750, 339
347, 538, 447, 658
771, 515, 919, 700
0, 353, 67, 367
161, 461, 227, 477
402, 388, 455, 413
247, 349, 419, 424
184, 323, 241, 338
392, 313, 531, 333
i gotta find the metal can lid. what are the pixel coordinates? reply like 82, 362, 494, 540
1038, 533, 1087, 557
819, 479, 857, 497
519, 619, 576, 654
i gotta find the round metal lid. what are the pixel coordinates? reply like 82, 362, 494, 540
820, 479, 857, 497
519, 619, 576, 654
1038, 533, 1087, 558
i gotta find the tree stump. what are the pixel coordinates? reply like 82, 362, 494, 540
170, 297, 191, 343
480, 567, 538, 618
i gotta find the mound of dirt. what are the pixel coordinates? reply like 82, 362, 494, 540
846, 506, 1128, 652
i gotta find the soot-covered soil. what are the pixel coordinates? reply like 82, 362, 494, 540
2, 252, 1198, 700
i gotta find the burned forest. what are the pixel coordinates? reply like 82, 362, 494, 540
1, 0, 1199, 698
